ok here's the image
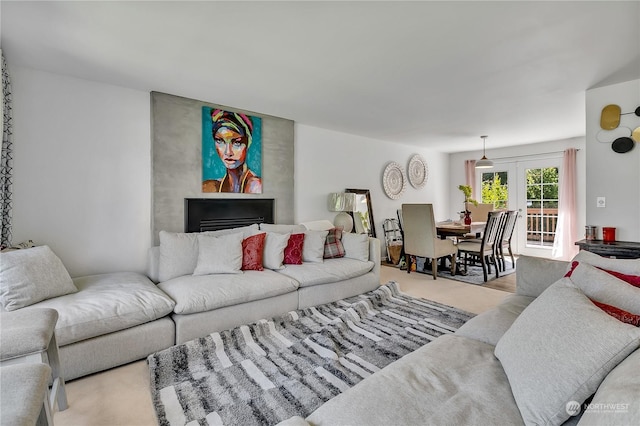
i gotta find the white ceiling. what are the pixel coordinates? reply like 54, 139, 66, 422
2, 1, 639, 152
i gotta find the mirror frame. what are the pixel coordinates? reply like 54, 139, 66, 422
345, 188, 376, 238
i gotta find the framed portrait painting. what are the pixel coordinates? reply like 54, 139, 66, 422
202, 107, 262, 193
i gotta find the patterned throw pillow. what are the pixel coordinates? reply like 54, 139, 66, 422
284, 233, 305, 265
242, 233, 266, 271
590, 299, 640, 326
323, 227, 345, 259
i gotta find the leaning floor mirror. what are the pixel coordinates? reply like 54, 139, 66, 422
345, 188, 376, 238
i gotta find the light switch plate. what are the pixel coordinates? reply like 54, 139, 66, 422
597, 197, 606, 208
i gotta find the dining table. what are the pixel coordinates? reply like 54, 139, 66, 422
436, 221, 486, 239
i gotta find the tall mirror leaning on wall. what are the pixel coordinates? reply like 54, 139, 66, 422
345, 188, 376, 238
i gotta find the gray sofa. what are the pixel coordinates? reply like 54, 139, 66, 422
280, 252, 640, 426
147, 223, 381, 344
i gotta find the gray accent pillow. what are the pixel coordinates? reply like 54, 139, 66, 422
0, 245, 77, 311
572, 250, 640, 275
341, 233, 370, 262
262, 232, 290, 270
193, 233, 243, 275
302, 230, 329, 263
567, 261, 640, 314
495, 278, 640, 426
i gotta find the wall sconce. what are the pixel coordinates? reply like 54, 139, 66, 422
327, 192, 356, 232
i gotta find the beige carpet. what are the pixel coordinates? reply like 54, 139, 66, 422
54, 266, 511, 426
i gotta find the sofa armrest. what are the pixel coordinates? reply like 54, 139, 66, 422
515, 255, 568, 298
147, 246, 160, 283
369, 237, 381, 279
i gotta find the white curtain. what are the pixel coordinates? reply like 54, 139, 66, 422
1, 51, 13, 248
552, 148, 578, 260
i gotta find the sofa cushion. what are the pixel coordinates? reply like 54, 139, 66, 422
259, 224, 306, 234
495, 278, 640, 426
566, 261, 640, 315
26, 272, 176, 346
0, 245, 77, 311
578, 348, 640, 425
323, 227, 345, 259
193, 232, 243, 275
158, 270, 299, 315
455, 294, 534, 346
262, 232, 289, 270
302, 230, 328, 263
515, 255, 569, 298
283, 233, 304, 265
305, 335, 523, 426
341, 233, 370, 262
277, 258, 374, 288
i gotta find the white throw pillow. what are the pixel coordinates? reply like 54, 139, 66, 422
495, 278, 640, 426
571, 250, 640, 275
0, 245, 77, 311
193, 233, 244, 275
341, 233, 370, 262
567, 262, 640, 314
302, 230, 329, 263
262, 232, 290, 270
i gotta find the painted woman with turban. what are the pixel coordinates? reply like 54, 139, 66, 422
202, 109, 262, 193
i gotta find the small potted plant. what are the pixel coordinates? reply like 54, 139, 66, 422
458, 185, 478, 225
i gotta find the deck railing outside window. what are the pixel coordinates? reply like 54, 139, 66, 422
526, 208, 558, 246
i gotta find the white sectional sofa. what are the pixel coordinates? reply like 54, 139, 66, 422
280, 252, 640, 426
0, 223, 381, 379
147, 223, 381, 344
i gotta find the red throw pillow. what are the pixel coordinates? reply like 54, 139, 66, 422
564, 261, 579, 277
324, 227, 345, 259
590, 299, 640, 327
242, 233, 266, 271
284, 233, 305, 265
598, 267, 640, 288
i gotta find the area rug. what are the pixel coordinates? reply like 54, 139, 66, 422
435, 258, 515, 286
148, 281, 474, 426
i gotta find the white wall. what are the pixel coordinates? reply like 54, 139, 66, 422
295, 124, 450, 240
585, 79, 640, 242
9, 67, 450, 275
11, 66, 151, 276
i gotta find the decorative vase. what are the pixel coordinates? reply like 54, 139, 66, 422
464, 211, 472, 225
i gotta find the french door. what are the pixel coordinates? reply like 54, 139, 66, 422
515, 158, 561, 258
475, 157, 562, 259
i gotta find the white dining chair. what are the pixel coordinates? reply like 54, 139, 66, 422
401, 204, 457, 279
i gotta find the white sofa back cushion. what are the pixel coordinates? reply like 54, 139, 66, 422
0, 245, 77, 311
572, 249, 640, 275
158, 225, 259, 282
193, 233, 243, 275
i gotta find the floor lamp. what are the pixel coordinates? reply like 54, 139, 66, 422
327, 193, 356, 233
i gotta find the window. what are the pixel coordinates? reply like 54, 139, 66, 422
481, 171, 508, 209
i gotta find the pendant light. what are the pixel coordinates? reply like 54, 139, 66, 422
475, 135, 494, 168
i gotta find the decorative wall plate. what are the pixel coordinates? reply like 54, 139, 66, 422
382, 161, 406, 200
407, 154, 428, 189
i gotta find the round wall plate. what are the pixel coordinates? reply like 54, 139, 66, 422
407, 154, 428, 189
382, 161, 406, 199
611, 137, 635, 153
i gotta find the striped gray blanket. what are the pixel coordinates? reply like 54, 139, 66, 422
148, 281, 474, 426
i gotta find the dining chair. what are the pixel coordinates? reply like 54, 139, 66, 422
496, 210, 518, 270
461, 203, 494, 239
401, 204, 457, 279
456, 211, 505, 282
